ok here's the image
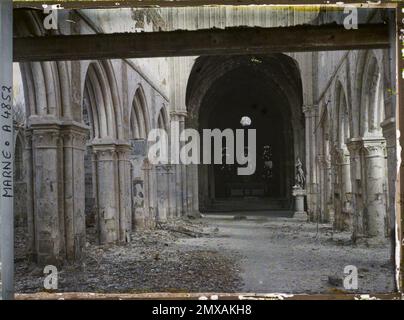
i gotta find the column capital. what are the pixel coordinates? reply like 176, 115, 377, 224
331, 145, 350, 165
302, 104, 318, 117
29, 127, 60, 148
156, 164, 175, 173
317, 154, 331, 168
91, 141, 117, 158
346, 138, 363, 154
60, 122, 90, 150
170, 110, 188, 120
362, 139, 386, 157
115, 143, 132, 154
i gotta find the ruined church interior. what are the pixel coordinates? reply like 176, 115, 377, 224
9, 5, 399, 295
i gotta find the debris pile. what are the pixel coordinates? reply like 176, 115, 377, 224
14, 219, 242, 293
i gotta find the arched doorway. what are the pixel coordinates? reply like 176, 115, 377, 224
186, 54, 304, 212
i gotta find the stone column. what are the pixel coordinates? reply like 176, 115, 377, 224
142, 159, 157, 228
28, 122, 64, 265
339, 147, 352, 230
316, 154, 325, 222
26, 119, 89, 265
292, 186, 307, 220
381, 118, 397, 259
189, 163, 200, 217
61, 122, 88, 262
303, 105, 319, 220
156, 164, 169, 221
333, 146, 352, 231
166, 164, 176, 219
317, 153, 332, 223
347, 138, 365, 241
362, 138, 387, 241
170, 111, 188, 217
92, 142, 119, 244
116, 143, 132, 242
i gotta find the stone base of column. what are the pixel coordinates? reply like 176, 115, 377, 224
134, 216, 156, 230
293, 211, 308, 221
186, 210, 202, 219
292, 186, 307, 221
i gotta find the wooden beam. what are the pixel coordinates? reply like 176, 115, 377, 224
12, 0, 398, 9
14, 24, 389, 62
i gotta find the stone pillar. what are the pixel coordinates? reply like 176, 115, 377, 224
166, 164, 176, 219
26, 119, 89, 265
303, 105, 319, 221
131, 159, 147, 229
29, 123, 64, 265
316, 154, 325, 222
92, 141, 132, 243
347, 138, 365, 241
92, 142, 119, 243
340, 147, 352, 229
381, 117, 397, 258
156, 164, 170, 221
170, 111, 188, 217
317, 153, 332, 223
61, 123, 88, 261
333, 146, 352, 231
292, 186, 307, 220
189, 163, 200, 217
362, 138, 387, 241
142, 159, 157, 227
116, 144, 132, 242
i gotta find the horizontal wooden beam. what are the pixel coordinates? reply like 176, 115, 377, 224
14, 24, 389, 62
12, 0, 398, 9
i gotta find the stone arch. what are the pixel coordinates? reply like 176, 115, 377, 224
332, 80, 352, 230
355, 50, 384, 137
130, 85, 151, 139
335, 80, 350, 147
14, 10, 72, 120
81, 61, 131, 245
157, 104, 170, 131
348, 50, 387, 241
128, 85, 157, 229
83, 61, 123, 140
13, 10, 89, 265
186, 54, 304, 212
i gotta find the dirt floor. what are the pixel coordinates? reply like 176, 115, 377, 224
15, 213, 395, 294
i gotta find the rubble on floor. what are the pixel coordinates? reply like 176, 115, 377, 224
14, 219, 243, 293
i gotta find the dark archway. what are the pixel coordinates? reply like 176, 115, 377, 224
186, 54, 304, 212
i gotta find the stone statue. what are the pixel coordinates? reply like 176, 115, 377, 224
295, 158, 305, 189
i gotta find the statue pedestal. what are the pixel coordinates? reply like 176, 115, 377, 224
292, 186, 307, 220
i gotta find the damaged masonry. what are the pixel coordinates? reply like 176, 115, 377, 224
0, 4, 402, 297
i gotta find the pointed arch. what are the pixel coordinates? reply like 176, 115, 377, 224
157, 104, 169, 131
83, 61, 123, 140
334, 80, 350, 147
14, 10, 71, 120
356, 50, 384, 137
130, 85, 151, 139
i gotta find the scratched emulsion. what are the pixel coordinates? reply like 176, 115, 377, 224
10, 4, 401, 298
